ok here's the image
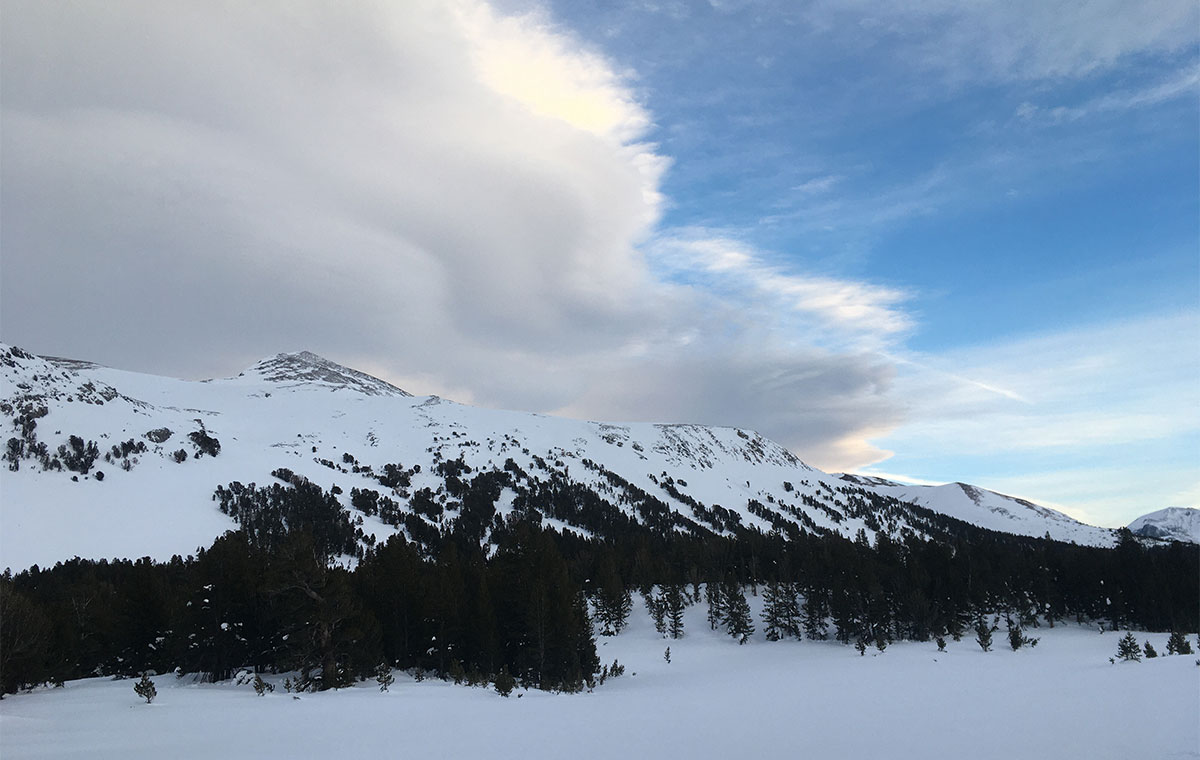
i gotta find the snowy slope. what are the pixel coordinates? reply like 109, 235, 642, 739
1127, 507, 1200, 544
2, 611, 1197, 760
837, 474, 1112, 546
0, 344, 1118, 571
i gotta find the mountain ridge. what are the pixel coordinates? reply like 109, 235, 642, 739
4, 343, 1183, 572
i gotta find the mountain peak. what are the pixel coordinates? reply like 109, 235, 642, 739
240, 351, 410, 397
1128, 507, 1200, 544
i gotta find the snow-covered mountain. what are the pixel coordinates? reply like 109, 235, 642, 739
0, 344, 1120, 571
835, 474, 1109, 545
1127, 507, 1200, 544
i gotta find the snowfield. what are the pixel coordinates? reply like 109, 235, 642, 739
2, 600, 1196, 760
1, 345, 1130, 575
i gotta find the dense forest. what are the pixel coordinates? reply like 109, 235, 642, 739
2, 465, 1196, 696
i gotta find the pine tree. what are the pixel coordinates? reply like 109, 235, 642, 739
664, 584, 687, 640
1143, 641, 1158, 659
722, 582, 754, 644
376, 662, 395, 691
705, 582, 724, 631
1116, 632, 1141, 662
663, 646, 671, 664
1166, 630, 1193, 655
762, 581, 801, 641
252, 673, 274, 696
802, 589, 829, 640
645, 589, 667, 636
134, 672, 157, 704
494, 665, 515, 697
594, 560, 632, 636
1008, 624, 1025, 651
974, 617, 993, 652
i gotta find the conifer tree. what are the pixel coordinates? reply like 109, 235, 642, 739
494, 665, 515, 697
1143, 641, 1157, 659
664, 584, 687, 640
645, 590, 667, 636
1116, 632, 1141, 662
722, 582, 754, 644
594, 560, 632, 636
705, 582, 724, 631
974, 617, 993, 652
134, 672, 157, 704
252, 673, 274, 696
1166, 630, 1193, 655
801, 589, 829, 640
376, 662, 395, 691
1008, 624, 1025, 651
762, 581, 801, 641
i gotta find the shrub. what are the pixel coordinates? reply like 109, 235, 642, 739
1116, 632, 1142, 662
134, 673, 157, 704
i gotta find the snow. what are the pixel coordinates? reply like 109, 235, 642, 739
1128, 507, 1200, 544
2, 600, 1196, 760
0, 345, 1123, 573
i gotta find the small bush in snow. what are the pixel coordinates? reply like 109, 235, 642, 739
134, 673, 157, 704
1116, 632, 1141, 662
974, 618, 994, 652
376, 663, 394, 692
494, 666, 515, 698
253, 673, 274, 696
1166, 631, 1193, 655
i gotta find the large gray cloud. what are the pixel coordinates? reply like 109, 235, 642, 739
0, 0, 905, 470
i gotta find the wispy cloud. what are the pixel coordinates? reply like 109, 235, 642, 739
1015, 66, 1200, 125
650, 232, 914, 349
873, 310, 1200, 524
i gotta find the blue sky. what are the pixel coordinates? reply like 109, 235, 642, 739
528, 0, 1200, 521
537, 0, 1198, 350
2, 0, 1196, 526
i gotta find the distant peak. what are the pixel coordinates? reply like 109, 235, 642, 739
242, 351, 410, 397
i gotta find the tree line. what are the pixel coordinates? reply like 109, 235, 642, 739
2, 467, 1196, 695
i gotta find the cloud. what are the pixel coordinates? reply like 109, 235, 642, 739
871, 310, 1200, 524
801, 0, 1198, 86
0, 0, 906, 471
650, 232, 913, 349
1014, 66, 1200, 125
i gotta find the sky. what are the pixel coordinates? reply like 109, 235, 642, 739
1, 0, 1196, 527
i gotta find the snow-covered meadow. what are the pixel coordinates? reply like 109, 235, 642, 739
3, 599, 1196, 760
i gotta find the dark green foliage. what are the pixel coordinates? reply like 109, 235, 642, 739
188, 429, 221, 458
376, 663, 395, 691
59, 435, 100, 474
975, 618, 993, 652
663, 646, 671, 664
1117, 632, 1142, 662
593, 559, 633, 636
722, 582, 754, 643
705, 582, 724, 631
1143, 641, 1157, 659
761, 581, 801, 641
252, 673, 274, 695
172, 449, 188, 463
134, 673, 156, 703
214, 479, 358, 562
935, 636, 946, 651
1008, 624, 1024, 651
494, 665, 515, 697
1166, 630, 1193, 655
664, 584, 687, 639
2, 459, 1198, 698
0, 578, 51, 693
